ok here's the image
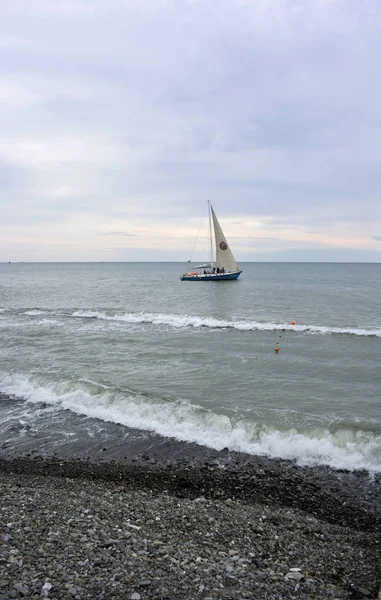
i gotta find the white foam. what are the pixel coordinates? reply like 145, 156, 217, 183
71, 310, 381, 337
0, 318, 60, 329
38, 318, 61, 326
3, 308, 379, 337
0, 320, 30, 328
0, 373, 380, 473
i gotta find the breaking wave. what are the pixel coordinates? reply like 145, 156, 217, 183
1, 373, 380, 473
72, 310, 381, 337
2, 308, 380, 337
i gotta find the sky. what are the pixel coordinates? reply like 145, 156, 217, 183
1, 0, 381, 262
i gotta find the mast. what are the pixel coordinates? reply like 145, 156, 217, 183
208, 200, 214, 268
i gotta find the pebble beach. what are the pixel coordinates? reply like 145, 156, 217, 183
1, 453, 380, 600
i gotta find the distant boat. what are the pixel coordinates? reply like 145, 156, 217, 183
181, 201, 242, 281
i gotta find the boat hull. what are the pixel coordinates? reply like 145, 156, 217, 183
180, 271, 242, 281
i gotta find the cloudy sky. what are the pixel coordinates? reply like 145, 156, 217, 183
1, 0, 381, 262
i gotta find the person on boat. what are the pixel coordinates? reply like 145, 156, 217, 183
213, 267, 215, 273
217, 267, 220, 273
221, 267, 225, 273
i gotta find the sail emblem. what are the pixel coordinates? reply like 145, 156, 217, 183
219, 241, 227, 250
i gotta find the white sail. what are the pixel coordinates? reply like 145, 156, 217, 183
210, 205, 239, 272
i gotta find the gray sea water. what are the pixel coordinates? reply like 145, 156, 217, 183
0, 262, 380, 472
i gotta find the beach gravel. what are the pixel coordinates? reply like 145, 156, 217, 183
1, 470, 380, 599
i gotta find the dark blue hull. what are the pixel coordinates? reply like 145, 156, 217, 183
181, 271, 242, 281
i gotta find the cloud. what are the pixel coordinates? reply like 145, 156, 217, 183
1, 0, 381, 261
102, 231, 137, 237
250, 247, 381, 263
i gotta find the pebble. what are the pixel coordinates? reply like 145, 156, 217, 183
0, 469, 379, 600
285, 570, 303, 581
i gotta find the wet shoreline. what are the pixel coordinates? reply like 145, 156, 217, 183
1, 391, 380, 532
1, 443, 380, 534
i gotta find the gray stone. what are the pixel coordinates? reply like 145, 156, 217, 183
285, 571, 303, 581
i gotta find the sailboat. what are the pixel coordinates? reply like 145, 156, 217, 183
181, 201, 242, 281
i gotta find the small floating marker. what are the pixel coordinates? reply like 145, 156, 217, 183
274, 320, 296, 353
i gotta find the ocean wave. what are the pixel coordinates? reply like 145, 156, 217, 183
72, 310, 381, 338
1, 373, 380, 473
1, 308, 380, 337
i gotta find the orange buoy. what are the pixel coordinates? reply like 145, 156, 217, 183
274, 346, 279, 353
291, 320, 296, 325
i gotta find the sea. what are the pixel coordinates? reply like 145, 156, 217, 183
0, 262, 380, 474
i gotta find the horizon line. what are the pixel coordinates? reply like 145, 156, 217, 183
1, 261, 381, 265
